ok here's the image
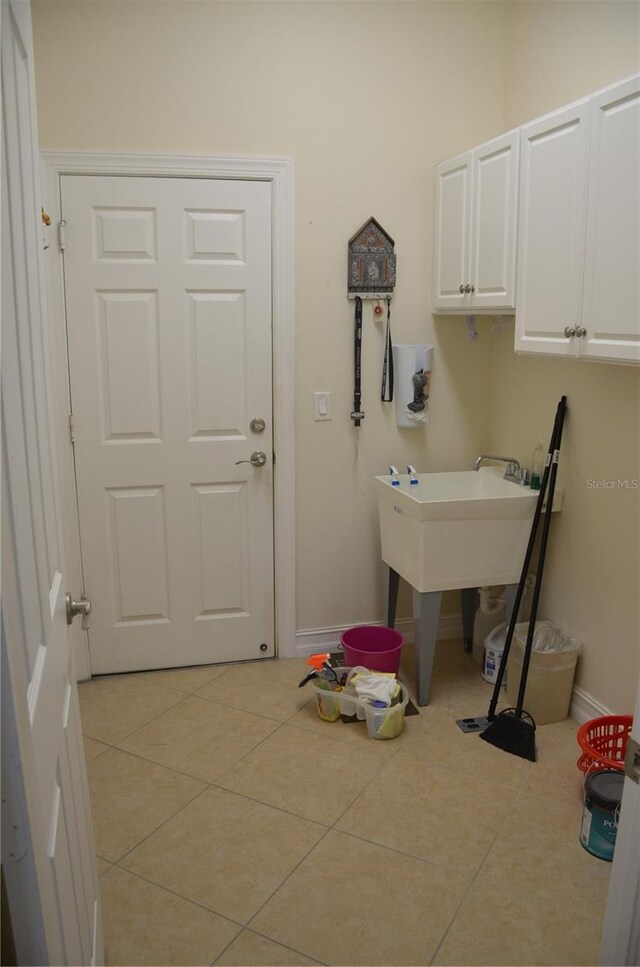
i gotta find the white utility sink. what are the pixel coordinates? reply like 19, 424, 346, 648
376, 466, 561, 593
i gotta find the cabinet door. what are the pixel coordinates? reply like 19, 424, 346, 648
433, 152, 472, 311
581, 76, 640, 364
515, 100, 590, 356
469, 130, 519, 310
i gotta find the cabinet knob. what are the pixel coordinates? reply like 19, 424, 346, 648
575, 326, 587, 338
463, 283, 475, 293
563, 326, 576, 338
459, 284, 465, 294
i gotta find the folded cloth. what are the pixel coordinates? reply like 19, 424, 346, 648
351, 672, 400, 707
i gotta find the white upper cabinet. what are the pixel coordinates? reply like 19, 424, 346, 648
434, 73, 639, 366
581, 76, 640, 364
514, 100, 590, 357
515, 74, 639, 365
433, 130, 519, 313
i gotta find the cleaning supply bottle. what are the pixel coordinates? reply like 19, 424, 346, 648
530, 443, 544, 491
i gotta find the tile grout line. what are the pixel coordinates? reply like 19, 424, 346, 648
427, 758, 535, 966
240, 742, 404, 944
209, 926, 327, 967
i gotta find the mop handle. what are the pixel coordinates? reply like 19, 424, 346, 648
487, 400, 563, 720
514, 396, 567, 715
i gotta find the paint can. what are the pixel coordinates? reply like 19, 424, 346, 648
579, 769, 624, 861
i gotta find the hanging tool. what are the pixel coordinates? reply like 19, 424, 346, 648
381, 297, 394, 403
351, 296, 364, 427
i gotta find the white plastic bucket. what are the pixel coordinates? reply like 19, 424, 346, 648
482, 623, 507, 686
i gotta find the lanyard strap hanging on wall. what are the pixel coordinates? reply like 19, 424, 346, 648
351, 296, 364, 427
381, 297, 394, 402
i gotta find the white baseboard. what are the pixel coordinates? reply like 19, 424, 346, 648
570, 684, 613, 725
294, 612, 463, 658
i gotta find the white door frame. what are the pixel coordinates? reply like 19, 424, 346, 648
40, 151, 296, 678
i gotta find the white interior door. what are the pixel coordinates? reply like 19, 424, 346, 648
1, 2, 102, 963
599, 674, 640, 965
61, 175, 274, 675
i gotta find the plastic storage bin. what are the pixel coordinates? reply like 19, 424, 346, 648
312, 668, 409, 739
506, 620, 582, 725
341, 625, 404, 673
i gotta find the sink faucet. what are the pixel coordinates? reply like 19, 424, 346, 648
474, 454, 522, 482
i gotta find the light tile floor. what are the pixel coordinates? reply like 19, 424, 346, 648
79, 640, 611, 966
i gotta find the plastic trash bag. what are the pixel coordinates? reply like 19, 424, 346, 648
514, 620, 582, 655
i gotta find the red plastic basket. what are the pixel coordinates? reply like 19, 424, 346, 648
576, 715, 633, 773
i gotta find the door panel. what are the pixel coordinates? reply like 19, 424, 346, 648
470, 131, 518, 309
515, 101, 590, 356
433, 152, 472, 310
1, 2, 102, 963
61, 175, 274, 674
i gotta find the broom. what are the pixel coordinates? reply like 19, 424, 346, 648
480, 396, 567, 761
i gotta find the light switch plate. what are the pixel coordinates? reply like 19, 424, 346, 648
314, 391, 331, 421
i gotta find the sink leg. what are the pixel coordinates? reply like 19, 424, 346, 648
460, 587, 478, 653
384, 566, 400, 628
505, 583, 519, 624
412, 589, 442, 707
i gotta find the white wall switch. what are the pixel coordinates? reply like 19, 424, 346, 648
314, 391, 331, 421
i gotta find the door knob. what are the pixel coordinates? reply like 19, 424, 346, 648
249, 417, 266, 434
563, 326, 576, 338
65, 592, 91, 629
236, 451, 267, 468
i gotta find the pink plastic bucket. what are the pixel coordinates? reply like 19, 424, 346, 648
341, 625, 404, 674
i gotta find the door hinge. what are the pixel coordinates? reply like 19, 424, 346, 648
69, 413, 76, 444
58, 218, 67, 250
624, 735, 640, 784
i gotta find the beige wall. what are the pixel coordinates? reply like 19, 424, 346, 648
32, 1, 505, 634
491, 1, 640, 712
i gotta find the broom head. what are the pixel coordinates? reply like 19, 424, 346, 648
479, 708, 537, 762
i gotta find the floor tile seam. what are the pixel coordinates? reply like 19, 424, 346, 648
107, 862, 247, 938
108, 783, 212, 867
210, 927, 326, 967
200, 775, 334, 829
243, 825, 335, 934
427, 770, 534, 967
86, 690, 189, 746
97, 741, 214, 789
324, 825, 477, 878
327, 745, 403, 830
175, 692, 299, 725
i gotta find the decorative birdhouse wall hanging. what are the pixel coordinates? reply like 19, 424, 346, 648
348, 217, 396, 300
